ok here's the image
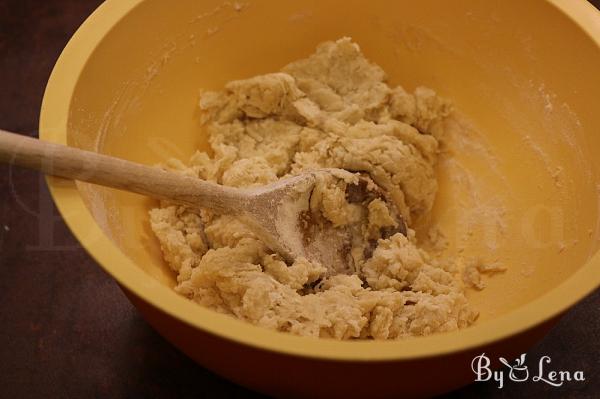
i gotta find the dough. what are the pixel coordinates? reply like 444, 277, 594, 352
149, 38, 477, 339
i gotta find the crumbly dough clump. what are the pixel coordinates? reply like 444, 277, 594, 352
149, 38, 477, 339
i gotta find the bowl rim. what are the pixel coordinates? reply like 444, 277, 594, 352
41, 0, 600, 361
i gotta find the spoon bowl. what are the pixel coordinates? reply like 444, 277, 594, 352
37, 0, 600, 397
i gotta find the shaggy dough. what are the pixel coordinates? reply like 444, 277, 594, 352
149, 38, 477, 339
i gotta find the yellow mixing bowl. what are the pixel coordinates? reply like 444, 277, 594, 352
40, 0, 600, 397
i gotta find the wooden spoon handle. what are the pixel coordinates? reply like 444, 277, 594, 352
0, 129, 243, 213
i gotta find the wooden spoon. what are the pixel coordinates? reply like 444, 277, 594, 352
0, 129, 354, 270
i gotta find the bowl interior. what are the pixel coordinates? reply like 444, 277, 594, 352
65, 0, 600, 324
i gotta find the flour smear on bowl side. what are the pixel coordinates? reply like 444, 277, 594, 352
149, 37, 494, 340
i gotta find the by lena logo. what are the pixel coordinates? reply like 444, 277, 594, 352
471, 353, 585, 389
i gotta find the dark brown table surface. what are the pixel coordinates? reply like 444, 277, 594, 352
1, 1, 599, 398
